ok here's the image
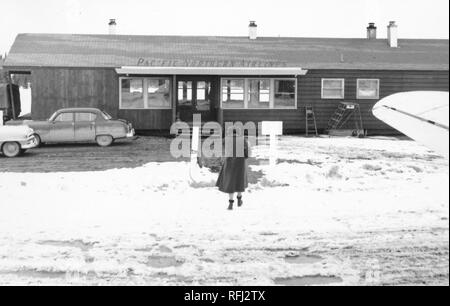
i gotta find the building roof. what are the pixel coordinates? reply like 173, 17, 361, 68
4, 33, 449, 71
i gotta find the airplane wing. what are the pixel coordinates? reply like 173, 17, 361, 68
373, 91, 449, 159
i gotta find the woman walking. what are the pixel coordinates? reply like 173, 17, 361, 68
216, 127, 250, 210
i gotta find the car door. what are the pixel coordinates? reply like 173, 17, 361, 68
74, 112, 97, 142
49, 112, 75, 142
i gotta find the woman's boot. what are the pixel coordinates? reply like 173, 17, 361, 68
237, 196, 243, 207
228, 200, 234, 210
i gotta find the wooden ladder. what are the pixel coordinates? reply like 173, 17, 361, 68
305, 104, 318, 136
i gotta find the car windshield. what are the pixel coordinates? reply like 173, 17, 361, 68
101, 111, 112, 120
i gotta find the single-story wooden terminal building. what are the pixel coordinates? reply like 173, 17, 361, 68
3, 21, 449, 134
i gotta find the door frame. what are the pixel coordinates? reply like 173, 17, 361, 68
175, 75, 218, 123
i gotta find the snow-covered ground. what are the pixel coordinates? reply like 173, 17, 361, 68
0, 136, 448, 286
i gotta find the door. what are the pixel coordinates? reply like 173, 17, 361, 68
49, 112, 75, 142
177, 77, 215, 123
74, 112, 97, 141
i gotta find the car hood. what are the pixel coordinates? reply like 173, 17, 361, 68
0, 125, 34, 140
114, 118, 130, 125
6, 120, 50, 127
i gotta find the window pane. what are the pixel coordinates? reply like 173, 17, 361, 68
323, 89, 344, 99
323, 79, 343, 88
121, 79, 144, 109
55, 113, 73, 122
248, 79, 270, 109
178, 81, 192, 106
75, 113, 96, 122
322, 79, 344, 99
274, 80, 296, 108
358, 79, 379, 99
148, 79, 171, 108
222, 79, 244, 109
196, 81, 211, 111
197, 81, 206, 101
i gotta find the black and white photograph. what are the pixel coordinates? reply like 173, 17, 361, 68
0, 0, 448, 291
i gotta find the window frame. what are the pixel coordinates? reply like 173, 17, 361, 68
247, 78, 272, 109
119, 77, 172, 110
321, 78, 345, 99
74, 112, 98, 122
220, 77, 297, 110
356, 78, 380, 100
177, 80, 194, 105
53, 112, 74, 123
273, 78, 298, 109
220, 78, 246, 109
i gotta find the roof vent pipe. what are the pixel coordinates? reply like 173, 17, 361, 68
387, 21, 398, 48
367, 23, 377, 39
108, 19, 117, 35
249, 21, 257, 40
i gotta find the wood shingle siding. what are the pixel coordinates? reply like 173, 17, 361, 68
30, 68, 175, 130
223, 70, 449, 134
31, 68, 118, 120
27, 68, 450, 132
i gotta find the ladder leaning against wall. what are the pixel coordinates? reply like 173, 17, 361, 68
305, 104, 318, 136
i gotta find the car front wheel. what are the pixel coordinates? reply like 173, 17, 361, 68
2, 142, 22, 158
96, 135, 114, 147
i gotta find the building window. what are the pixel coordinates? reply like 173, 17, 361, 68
321, 78, 345, 99
222, 79, 245, 109
196, 81, 211, 111
120, 77, 171, 109
121, 79, 144, 109
248, 79, 270, 109
178, 81, 192, 104
274, 79, 296, 108
147, 79, 171, 108
357, 79, 380, 99
221, 78, 297, 110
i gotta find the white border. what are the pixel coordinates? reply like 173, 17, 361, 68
357, 79, 380, 99
321, 78, 345, 99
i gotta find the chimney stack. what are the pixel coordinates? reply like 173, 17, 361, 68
108, 19, 117, 35
249, 21, 257, 40
387, 21, 398, 48
366, 23, 377, 39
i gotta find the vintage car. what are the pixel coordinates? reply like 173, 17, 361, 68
7, 108, 135, 147
0, 125, 38, 157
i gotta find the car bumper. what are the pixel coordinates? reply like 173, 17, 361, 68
20, 135, 38, 149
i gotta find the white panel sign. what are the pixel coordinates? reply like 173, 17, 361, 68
261, 121, 283, 135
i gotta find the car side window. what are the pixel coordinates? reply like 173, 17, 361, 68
54, 113, 74, 122
75, 112, 97, 122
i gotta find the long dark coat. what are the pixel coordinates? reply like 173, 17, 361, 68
216, 136, 249, 193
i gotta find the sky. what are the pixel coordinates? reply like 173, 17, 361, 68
0, 0, 448, 55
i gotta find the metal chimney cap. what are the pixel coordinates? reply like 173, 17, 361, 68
388, 21, 397, 27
